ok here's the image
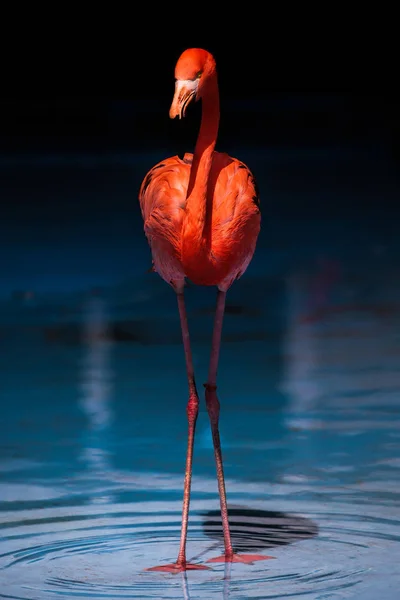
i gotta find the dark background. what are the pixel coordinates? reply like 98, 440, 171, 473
1, 92, 398, 158
1, 33, 399, 159
1, 33, 399, 296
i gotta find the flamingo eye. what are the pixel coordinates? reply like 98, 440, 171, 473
195, 71, 202, 80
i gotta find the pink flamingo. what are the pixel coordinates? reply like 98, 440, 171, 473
139, 48, 270, 572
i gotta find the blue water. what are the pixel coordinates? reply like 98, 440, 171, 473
1, 148, 400, 598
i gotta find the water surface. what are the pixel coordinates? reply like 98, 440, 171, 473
1, 152, 400, 598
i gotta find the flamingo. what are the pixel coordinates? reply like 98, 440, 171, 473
139, 48, 269, 572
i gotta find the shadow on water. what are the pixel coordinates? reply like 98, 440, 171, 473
202, 506, 318, 554
177, 506, 318, 599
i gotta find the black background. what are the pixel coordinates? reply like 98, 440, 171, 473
1, 29, 399, 163
1, 21, 399, 296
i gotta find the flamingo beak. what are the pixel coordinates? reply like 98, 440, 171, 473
169, 79, 198, 119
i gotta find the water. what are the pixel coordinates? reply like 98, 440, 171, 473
1, 152, 400, 598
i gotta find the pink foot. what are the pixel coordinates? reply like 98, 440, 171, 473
145, 562, 211, 573
207, 553, 275, 564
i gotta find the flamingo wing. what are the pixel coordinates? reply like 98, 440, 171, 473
138, 155, 191, 284
209, 153, 261, 287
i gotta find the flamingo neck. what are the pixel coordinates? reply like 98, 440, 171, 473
182, 76, 219, 264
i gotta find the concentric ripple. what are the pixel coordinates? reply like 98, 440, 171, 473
0, 493, 398, 599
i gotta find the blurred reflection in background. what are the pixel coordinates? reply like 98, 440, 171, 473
79, 291, 114, 503
280, 268, 322, 431
281, 254, 400, 485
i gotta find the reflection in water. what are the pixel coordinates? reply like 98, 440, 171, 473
305, 257, 341, 320
280, 262, 400, 490
181, 572, 191, 600
180, 563, 233, 600
282, 263, 400, 425
280, 270, 322, 429
223, 562, 233, 599
79, 293, 114, 503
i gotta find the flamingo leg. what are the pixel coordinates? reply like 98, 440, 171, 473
146, 290, 209, 573
205, 290, 273, 565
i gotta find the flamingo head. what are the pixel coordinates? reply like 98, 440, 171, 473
169, 48, 216, 119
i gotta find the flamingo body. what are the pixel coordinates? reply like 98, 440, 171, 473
139, 152, 260, 290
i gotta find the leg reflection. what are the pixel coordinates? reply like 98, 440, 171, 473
223, 561, 232, 599
178, 562, 232, 600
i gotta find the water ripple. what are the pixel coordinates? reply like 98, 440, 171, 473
0, 497, 396, 599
